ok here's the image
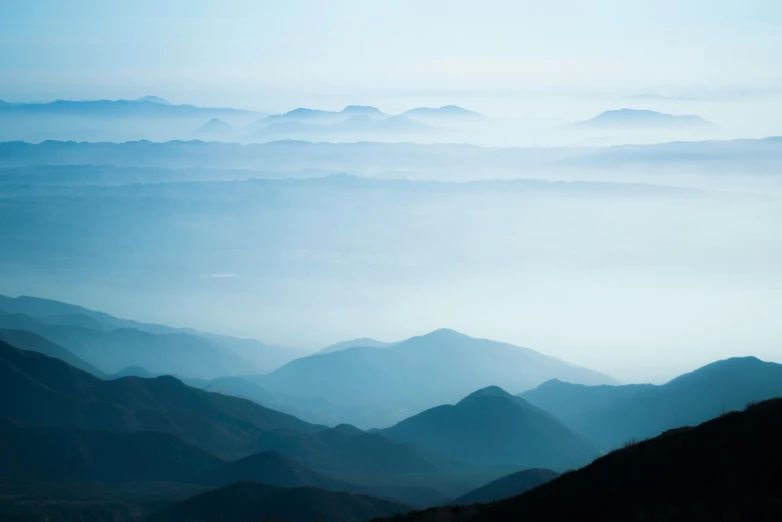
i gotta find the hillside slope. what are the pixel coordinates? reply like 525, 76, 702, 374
381, 386, 599, 470
521, 356, 782, 449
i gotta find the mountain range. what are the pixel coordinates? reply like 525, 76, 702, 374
521, 356, 782, 449
2, 137, 778, 174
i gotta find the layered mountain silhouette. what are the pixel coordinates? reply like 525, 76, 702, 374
521, 356, 782, 449
0, 341, 320, 458
0, 294, 300, 377
575, 108, 714, 128
256, 329, 615, 428
0, 98, 254, 118
0, 327, 106, 377
146, 482, 411, 522
380, 386, 599, 469
451, 468, 559, 505
381, 398, 782, 522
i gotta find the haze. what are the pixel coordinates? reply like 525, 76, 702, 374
1, 1, 781, 383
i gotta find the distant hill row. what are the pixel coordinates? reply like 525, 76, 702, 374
2, 137, 777, 174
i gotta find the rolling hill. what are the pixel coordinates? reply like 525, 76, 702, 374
521, 356, 782, 449
380, 386, 600, 470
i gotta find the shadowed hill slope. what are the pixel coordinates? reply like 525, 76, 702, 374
451, 468, 559, 505
380, 386, 599, 470
0, 420, 222, 483
0, 327, 107, 377
375, 398, 782, 522
145, 482, 412, 522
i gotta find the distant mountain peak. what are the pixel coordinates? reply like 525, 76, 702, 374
137, 95, 170, 105
462, 385, 513, 400
403, 106, 484, 119
422, 327, 466, 339
576, 108, 714, 128
196, 118, 234, 134
328, 423, 364, 435
341, 105, 384, 115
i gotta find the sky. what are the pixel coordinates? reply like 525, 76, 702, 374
2, 0, 782, 115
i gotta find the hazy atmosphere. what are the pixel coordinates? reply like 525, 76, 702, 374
1, 2, 781, 521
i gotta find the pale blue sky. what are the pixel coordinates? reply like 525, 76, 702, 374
2, 0, 781, 112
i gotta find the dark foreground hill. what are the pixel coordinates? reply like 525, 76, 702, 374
521, 356, 782, 449
375, 398, 782, 522
0, 479, 208, 522
0, 340, 321, 458
451, 469, 559, 505
381, 386, 599, 470
197, 450, 352, 490
0, 420, 222, 483
245, 424, 482, 504
145, 482, 411, 522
